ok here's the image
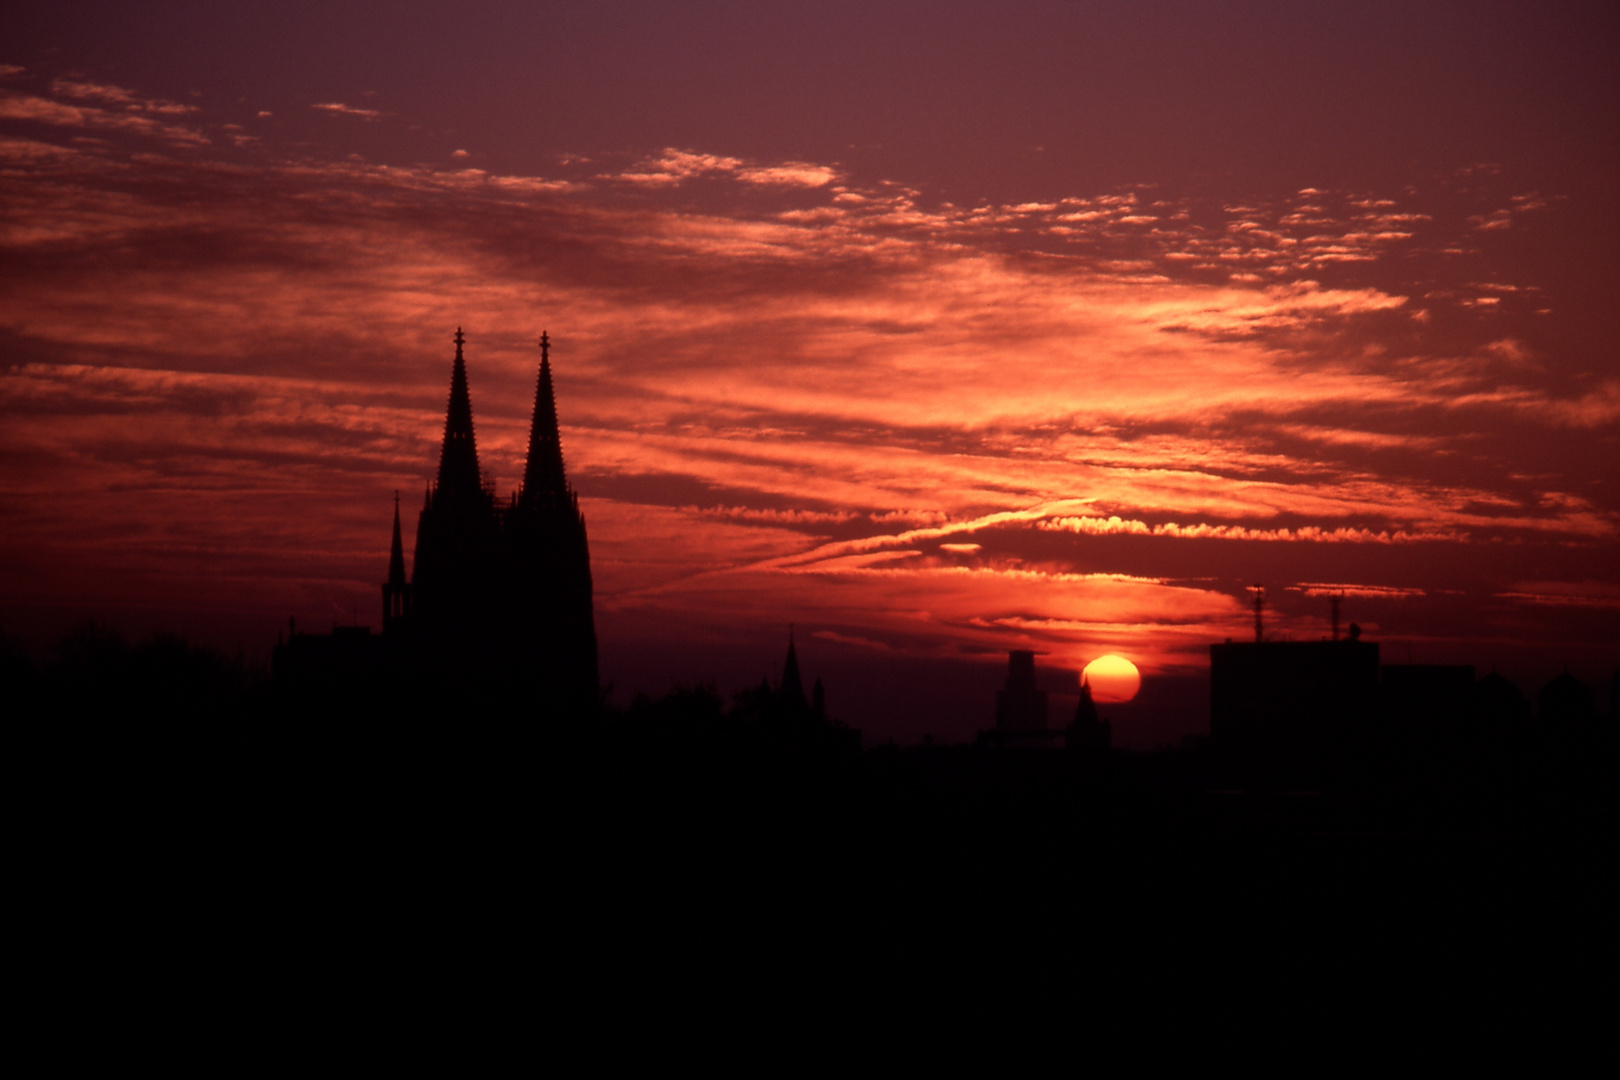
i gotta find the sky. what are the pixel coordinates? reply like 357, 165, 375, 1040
2, 2, 1617, 744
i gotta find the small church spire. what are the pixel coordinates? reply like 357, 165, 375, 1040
382, 489, 412, 628
521, 330, 570, 508
1075, 674, 1097, 725
1067, 671, 1110, 752
387, 490, 407, 587
436, 327, 483, 498
780, 626, 806, 712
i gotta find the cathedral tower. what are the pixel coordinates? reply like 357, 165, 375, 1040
505, 331, 599, 717
409, 328, 500, 645
380, 328, 597, 720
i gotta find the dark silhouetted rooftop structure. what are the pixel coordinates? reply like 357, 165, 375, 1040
1065, 675, 1111, 753
1473, 670, 1529, 725
1538, 671, 1595, 724
720, 632, 855, 751
988, 650, 1061, 748
780, 627, 808, 720
1382, 664, 1475, 726
1210, 637, 1380, 778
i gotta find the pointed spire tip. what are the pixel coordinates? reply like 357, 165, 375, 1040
521, 329, 569, 505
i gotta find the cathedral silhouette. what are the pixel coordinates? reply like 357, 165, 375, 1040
276, 329, 598, 720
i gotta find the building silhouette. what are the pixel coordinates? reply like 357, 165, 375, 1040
1537, 671, 1597, 724
1473, 670, 1530, 726
1210, 638, 1381, 775
1206, 614, 1608, 781
779, 629, 808, 719
277, 329, 598, 720
982, 650, 1062, 747
713, 631, 856, 753
1066, 675, 1111, 753
775, 629, 830, 725
732, 630, 835, 728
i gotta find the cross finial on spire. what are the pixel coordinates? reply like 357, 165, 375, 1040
521, 329, 568, 506
437, 329, 482, 496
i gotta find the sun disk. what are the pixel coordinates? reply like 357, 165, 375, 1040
1082, 654, 1141, 703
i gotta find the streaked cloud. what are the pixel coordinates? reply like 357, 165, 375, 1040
311, 102, 382, 120
49, 78, 197, 115
0, 83, 207, 145
1040, 515, 1461, 545
1497, 581, 1620, 610
612, 147, 838, 188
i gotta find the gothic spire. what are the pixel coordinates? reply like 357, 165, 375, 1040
1075, 675, 1099, 727
780, 626, 806, 709
522, 331, 570, 508
387, 490, 407, 588
436, 327, 483, 497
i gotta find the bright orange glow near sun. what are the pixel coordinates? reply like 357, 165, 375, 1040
1082, 655, 1141, 703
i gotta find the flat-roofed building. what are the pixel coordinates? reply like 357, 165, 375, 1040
1210, 639, 1380, 776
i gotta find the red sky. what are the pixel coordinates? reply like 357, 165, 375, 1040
2, 2, 1616, 743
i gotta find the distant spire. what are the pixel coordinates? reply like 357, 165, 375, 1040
780, 627, 806, 710
1075, 675, 1098, 725
1068, 674, 1109, 752
521, 330, 570, 507
436, 327, 483, 497
387, 490, 407, 588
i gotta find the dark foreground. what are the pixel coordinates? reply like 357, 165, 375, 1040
12, 633, 1613, 1033
28, 715, 1613, 1021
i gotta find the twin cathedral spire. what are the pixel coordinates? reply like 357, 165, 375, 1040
435, 327, 483, 499
383, 328, 598, 718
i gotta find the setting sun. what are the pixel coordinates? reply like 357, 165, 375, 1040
1083, 655, 1142, 703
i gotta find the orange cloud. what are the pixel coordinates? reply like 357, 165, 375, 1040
311, 102, 382, 120
0, 89, 207, 144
